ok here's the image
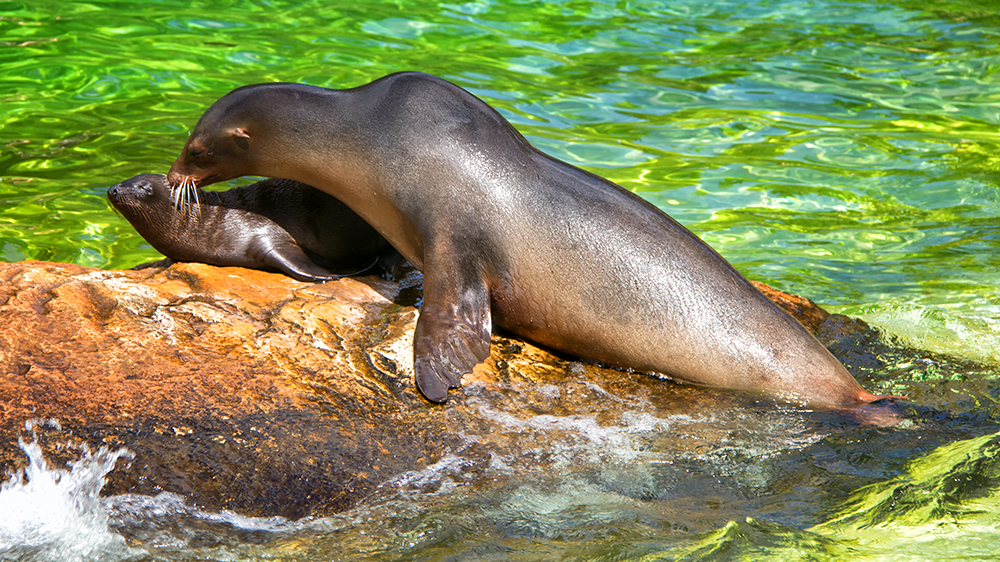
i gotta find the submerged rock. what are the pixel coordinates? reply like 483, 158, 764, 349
0, 259, 898, 519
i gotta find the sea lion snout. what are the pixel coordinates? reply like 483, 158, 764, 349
108, 174, 164, 207
167, 146, 204, 187
107, 182, 123, 203
168, 131, 245, 188
168, 162, 225, 188
166, 167, 194, 188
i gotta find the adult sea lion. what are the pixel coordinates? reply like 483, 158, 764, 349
167, 71, 894, 406
108, 173, 400, 282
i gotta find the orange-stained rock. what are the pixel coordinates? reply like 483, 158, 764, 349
0, 259, 874, 519
749, 279, 830, 333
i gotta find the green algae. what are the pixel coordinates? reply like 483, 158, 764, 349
656, 432, 1000, 561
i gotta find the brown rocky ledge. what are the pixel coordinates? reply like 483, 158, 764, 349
0, 259, 872, 519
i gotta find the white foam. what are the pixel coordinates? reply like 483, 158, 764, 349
0, 426, 313, 561
109, 490, 299, 533
0, 426, 139, 562
384, 454, 477, 494
472, 401, 693, 463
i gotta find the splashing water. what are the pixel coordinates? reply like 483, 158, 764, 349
0, 421, 137, 562
0, 421, 313, 561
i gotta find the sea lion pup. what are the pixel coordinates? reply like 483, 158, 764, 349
108, 173, 400, 282
167, 71, 894, 406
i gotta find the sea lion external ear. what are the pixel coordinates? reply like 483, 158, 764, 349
233, 128, 250, 150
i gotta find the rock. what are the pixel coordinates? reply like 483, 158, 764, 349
748, 280, 829, 334
0, 259, 880, 519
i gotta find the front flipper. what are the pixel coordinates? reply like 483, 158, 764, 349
254, 238, 339, 283
413, 254, 492, 403
132, 258, 176, 270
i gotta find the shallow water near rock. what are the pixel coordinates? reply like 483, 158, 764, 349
3, 370, 1000, 561
1, 0, 999, 559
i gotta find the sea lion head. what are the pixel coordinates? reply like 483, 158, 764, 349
167, 84, 291, 190
108, 173, 188, 243
108, 174, 169, 218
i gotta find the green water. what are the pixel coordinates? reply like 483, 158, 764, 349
2, 0, 1000, 559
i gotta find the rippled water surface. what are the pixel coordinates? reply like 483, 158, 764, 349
1, 0, 999, 560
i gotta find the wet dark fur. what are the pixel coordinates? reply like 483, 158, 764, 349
108, 174, 400, 282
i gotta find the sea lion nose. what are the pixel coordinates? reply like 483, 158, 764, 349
166, 168, 181, 186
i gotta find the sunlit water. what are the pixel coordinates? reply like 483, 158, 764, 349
1, 0, 999, 559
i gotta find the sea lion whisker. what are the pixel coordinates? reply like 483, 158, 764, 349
187, 180, 200, 218
181, 180, 189, 215
170, 203, 185, 230
170, 178, 183, 210
180, 177, 191, 214
191, 183, 202, 217
174, 176, 191, 212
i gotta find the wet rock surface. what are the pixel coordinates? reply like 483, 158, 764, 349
0, 259, 910, 519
